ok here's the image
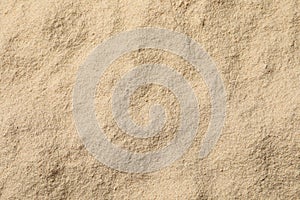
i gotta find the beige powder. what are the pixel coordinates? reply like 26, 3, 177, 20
0, 0, 299, 199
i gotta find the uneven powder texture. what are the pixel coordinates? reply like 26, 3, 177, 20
0, 0, 299, 199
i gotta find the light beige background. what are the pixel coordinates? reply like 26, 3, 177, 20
0, 0, 299, 199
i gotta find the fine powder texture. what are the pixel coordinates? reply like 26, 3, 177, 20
0, 0, 299, 199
